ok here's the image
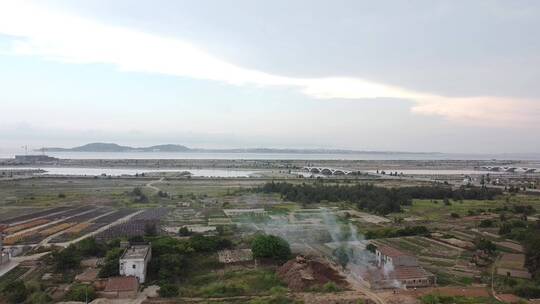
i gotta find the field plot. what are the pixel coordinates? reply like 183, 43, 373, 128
0, 206, 69, 225
94, 207, 170, 241
392, 196, 540, 221
496, 253, 531, 279
50, 208, 139, 243
3, 206, 111, 245
156, 179, 267, 198
0, 177, 150, 206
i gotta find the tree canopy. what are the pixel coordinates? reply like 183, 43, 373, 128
251, 234, 291, 262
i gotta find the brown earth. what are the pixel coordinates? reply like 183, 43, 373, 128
277, 255, 348, 292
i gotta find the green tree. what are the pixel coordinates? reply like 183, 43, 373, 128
178, 226, 192, 236
65, 284, 96, 302
52, 245, 81, 272
27, 291, 52, 304
98, 247, 123, 278
479, 219, 493, 228
251, 235, 291, 262
77, 237, 106, 257
157, 253, 186, 281
476, 238, 496, 254
158, 283, 179, 298
2, 280, 27, 303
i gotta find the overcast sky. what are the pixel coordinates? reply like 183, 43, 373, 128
1, 0, 539, 153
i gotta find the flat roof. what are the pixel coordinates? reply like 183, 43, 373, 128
121, 245, 150, 260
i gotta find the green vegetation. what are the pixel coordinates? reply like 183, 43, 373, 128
364, 225, 429, 239
1, 280, 28, 304
259, 182, 501, 214
51, 244, 82, 272
65, 284, 96, 302
421, 294, 502, 304
251, 234, 291, 262
98, 247, 123, 278
475, 238, 496, 254
158, 283, 180, 298
181, 269, 285, 298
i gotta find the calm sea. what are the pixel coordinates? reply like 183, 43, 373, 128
1, 151, 539, 160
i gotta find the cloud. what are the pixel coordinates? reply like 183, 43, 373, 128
0, 1, 537, 126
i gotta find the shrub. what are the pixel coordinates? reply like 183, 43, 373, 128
1, 280, 27, 303
322, 282, 340, 292
179, 226, 192, 236
159, 283, 179, 298
65, 284, 96, 302
479, 219, 493, 228
98, 247, 123, 278
251, 235, 291, 262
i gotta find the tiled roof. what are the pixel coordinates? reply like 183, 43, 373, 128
104, 276, 139, 292
357, 266, 433, 282
377, 245, 410, 258
389, 266, 433, 280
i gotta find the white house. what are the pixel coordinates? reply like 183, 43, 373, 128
119, 245, 151, 283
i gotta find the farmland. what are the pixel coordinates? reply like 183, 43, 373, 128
0, 169, 539, 304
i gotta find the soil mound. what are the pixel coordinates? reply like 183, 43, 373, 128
277, 255, 347, 291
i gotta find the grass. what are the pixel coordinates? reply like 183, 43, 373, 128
420, 294, 502, 304
427, 268, 475, 286
0, 266, 30, 289
390, 195, 540, 221
180, 268, 285, 298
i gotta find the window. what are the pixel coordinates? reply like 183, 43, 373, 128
132, 264, 136, 269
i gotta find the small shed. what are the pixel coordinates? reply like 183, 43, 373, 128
102, 276, 139, 298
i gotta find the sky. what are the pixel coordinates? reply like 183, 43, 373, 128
0, 0, 539, 153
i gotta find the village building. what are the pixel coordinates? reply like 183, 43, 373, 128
0, 226, 10, 266
119, 244, 151, 283
102, 276, 139, 299
223, 208, 267, 217
357, 245, 436, 289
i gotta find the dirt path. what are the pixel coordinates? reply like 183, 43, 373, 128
146, 177, 164, 192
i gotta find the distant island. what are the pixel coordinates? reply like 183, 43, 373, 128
37, 142, 440, 155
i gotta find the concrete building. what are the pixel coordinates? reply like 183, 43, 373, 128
119, 245, 151, 283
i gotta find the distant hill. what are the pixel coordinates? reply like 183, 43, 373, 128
38, 142, 439, 154
40, 142, 190, 152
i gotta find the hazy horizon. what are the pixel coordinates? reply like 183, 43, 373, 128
1, 1, 540, 154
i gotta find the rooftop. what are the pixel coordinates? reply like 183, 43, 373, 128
376, 245, 411, 258
357, 265, 434, 282
120, 245, 150, 260
104, 276, 139, 292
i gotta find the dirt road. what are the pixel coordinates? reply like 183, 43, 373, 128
146, 177, 164, 192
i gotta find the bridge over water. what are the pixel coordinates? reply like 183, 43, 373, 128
303, 167, 353, 176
